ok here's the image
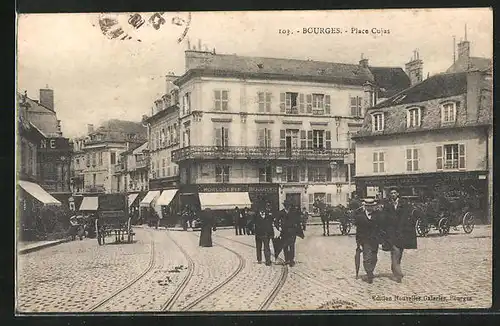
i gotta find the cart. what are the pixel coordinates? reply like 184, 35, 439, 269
95, 194, 135, 245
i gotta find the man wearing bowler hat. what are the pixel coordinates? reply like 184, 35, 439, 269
276, 199, 301, 267
354, 198, 384, 283
381, 186, 417, 283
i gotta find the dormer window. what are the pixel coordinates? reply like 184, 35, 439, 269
441, 102, 456, 123
407, 107, 421, 128
371, 112, 384, 132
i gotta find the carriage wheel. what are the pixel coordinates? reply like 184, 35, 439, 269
438, 217, 450, 236
462, 212, 475, 234
415, 217, 429, 237
339, 220, 351, 235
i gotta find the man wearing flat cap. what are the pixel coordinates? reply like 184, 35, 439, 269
381, 186, 417, 283
354, 198, 384, 283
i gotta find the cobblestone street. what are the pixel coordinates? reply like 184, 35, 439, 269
16, 225, 492, 313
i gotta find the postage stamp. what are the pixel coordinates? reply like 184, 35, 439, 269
15, 8, 493, 313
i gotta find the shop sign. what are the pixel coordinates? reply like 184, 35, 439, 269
343, 153, 355, 164
198, 184, 278, 193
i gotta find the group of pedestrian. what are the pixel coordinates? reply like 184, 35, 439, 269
354, 186, 417, 284
233, 207, 254, 235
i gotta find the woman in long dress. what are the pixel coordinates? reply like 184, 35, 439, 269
199, 208, 216, 247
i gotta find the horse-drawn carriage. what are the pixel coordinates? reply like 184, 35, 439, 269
315, 204, 355, 236
95, 194, 135, 245
410, 194, 476, 237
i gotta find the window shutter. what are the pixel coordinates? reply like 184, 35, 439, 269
307, 130, 313, 149
327, 167, 332, 181
280, 93, 286, 113
308, 167, 313, 182
182, 95, 186, 114
326, 193, 332, 205
414, 148, 419, 170
266, 92, 272, 112
406, 111, 411, 128
223, 127, 229, 146
258, 92, 264, 112
325, 131, 331, 149
280, 129, 286, 148
300, 166, 306, 181
459, 144, 466, 169
373, 152, 378, 173
299, 94, 305, 113
215, 128, 222, 146
306, 94, 313, 113
325, 95, 331, 114
436, 146, 443, 170
266, 129, 272, 147
455, 102, 460, 122
300, 130, 307, 148
258, 129, 265, 147
350, 96, 357, 116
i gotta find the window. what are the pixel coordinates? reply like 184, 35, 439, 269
441, 102, 456, 123
258, 128, 272, 148
373, 152, 385, 173
406, 148, 419, 172
312, 94, 328, 115
162, 158, 166, 177
156, 131, 160, 149
407, 108, 421, 128
215, 165, 230, 183
437, 144, 465, 170
156, 160, 160, 178
280, 92, 299, 114
214, 90, 229, 111
350, 96, 363, 117
258, 92, 272, 113
259, 166, 272, 182
280, 129, 299, 149
312, 130, 324, 149
92, 173, 96, 186
110, 152, 116, 165
183, 129, 190, 147
308, 167, 329, 182
215, 127, 229, 148
92, 153, 96, 166
183, 92, 191, 115
160, 128, 166, 147
372, 113, 384, 131
86, 154, 90, 167
284, 166, 299, 182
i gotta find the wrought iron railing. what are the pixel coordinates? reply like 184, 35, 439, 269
172, 146, 352, 162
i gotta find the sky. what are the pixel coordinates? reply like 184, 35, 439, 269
17, 8, 493, 138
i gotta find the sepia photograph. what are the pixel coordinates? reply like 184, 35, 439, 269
15, 8, 493, 313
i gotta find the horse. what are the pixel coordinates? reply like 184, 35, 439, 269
321, 204, 353, 236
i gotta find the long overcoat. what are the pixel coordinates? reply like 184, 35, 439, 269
354, 208, 384, 246
254, 210, 275, 238
199, 209, 216, 247
381, 199, 418, 249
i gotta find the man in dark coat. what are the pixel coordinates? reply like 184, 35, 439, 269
276, 199, 302, 267
254, 203, 275, 265
381, 187, 418, 283
354, 198, 384, 284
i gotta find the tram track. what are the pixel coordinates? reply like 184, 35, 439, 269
215, 235, 288, 311
88, 229, 156, 312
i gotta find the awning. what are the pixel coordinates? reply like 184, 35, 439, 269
140, 190, 161, 207
156, 189, 178, 206
128, 193, 139, 207
79, 197, 98, 211
18, 181, 61, 206
199, 192, 251, 210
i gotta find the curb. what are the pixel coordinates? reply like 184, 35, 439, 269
18, 238, 71, 255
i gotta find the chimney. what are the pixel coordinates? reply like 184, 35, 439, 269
88, 124, 94, 134
185, 48, 215, 71
359, 54, 369, 68
466, 70, 482, 124
39, 87, 54, 111
457, 40, 470, 64
405, 50, 423, 85
165, 72, 178, 98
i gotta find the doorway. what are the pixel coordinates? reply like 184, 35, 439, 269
286, 193, 302, 210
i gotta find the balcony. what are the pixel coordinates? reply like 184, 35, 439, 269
172, 146, 352, 162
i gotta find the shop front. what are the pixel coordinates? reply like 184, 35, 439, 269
17, 180, 62, 241
355, 171, 489, 221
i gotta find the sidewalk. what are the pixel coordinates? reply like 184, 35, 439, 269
18, 238, 70, 255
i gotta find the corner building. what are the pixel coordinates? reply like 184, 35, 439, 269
172, 49, 409, 210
